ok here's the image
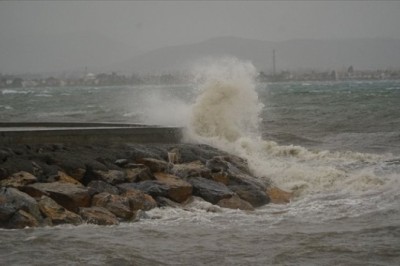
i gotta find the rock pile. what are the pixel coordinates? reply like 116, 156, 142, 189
0, 143, 291, 229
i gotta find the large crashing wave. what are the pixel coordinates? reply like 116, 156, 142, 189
186, 58, 399, 198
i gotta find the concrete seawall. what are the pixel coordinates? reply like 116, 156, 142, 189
0, 122, 183, 144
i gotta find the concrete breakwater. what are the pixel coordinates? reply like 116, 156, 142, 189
0, 142, 292, 229
0, 122, 182, 144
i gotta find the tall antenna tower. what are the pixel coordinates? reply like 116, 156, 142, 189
272, 49, 276, 76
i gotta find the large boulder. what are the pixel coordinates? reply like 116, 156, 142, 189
217, 195, 254, 211
154, 172, 192, 203
0, 171, 37, 188
127, 180, 170, 199
0, 187, 43, 225
8, 210, 39, 229
91, 192, 134, 220
187, 177, 234, 204
79, 207, 119, 225
228, 184, 270, 207
38, 195, 82, 225
24, 182, 91, 212
121, 189, 157, 211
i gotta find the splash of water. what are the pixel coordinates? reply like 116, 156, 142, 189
186, 58, 398, 197
189, 57, 263, 141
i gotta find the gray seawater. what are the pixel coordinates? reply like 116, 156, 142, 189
1, 80, 400, 265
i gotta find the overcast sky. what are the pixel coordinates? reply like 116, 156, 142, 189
1, 1, 400, 73
2, 1, 400, 50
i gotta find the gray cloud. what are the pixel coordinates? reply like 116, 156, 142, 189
1, 1, 400, 73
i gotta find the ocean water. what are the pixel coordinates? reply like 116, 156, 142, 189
1, 60, 400, 265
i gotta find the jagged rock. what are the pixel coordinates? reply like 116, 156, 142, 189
8, 210, 39, 229
121, 189, 157, 211
154, 172, 193, 203
171, 161, 211, 179
228, 184, 270, 207
124, 167, 154, 182
266, 187, 293, 204
0, 171, 37, 188
25, 182, 91, 212
87, 180, 120, 195
91, 192, 134, 220
79, 207, 119, 225
136, 158, 168, 173
217, 194, 254, 211
38, 195, 82, 225
187, 177, 234, 204
0, 187, 43, 223
54, 171, 83, 186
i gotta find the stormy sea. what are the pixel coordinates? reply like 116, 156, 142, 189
1, 59, 399, 265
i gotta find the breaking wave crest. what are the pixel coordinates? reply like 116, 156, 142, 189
186, 58, 399, 197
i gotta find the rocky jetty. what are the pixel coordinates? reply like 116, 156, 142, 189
0, 143, 291, 229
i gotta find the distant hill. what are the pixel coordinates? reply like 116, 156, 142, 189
2, 34, 400, 75
111, 36, 400, 74
0, 31, 134, 74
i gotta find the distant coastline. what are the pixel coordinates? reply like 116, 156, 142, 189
2, 67, 400, 89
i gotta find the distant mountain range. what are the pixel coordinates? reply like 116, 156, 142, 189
2, 34, 400, 74
112, 36, 400, 74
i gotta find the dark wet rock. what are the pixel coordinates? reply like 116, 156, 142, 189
38, 195, 82, 225
0, 158, 34, 178
79, 207, 119, 225
0, 171, 37, 188
136, 158, 168, 173
154, 172, 193, 203
155, 196, 183, 208
228, 184, 270, 207
87, 180, 120, 195
0, 187, 43, 227
8, 209, 39, 229
128, 180, 169, 198
124, 167, 154, 182
171, 161, 211, 179
25, 182, 91, 213
217, 194, 254, 211
91, 192, 134, 220
121, 189, 157, 211
207, 156, 250, 175
187, 177, 234, 204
